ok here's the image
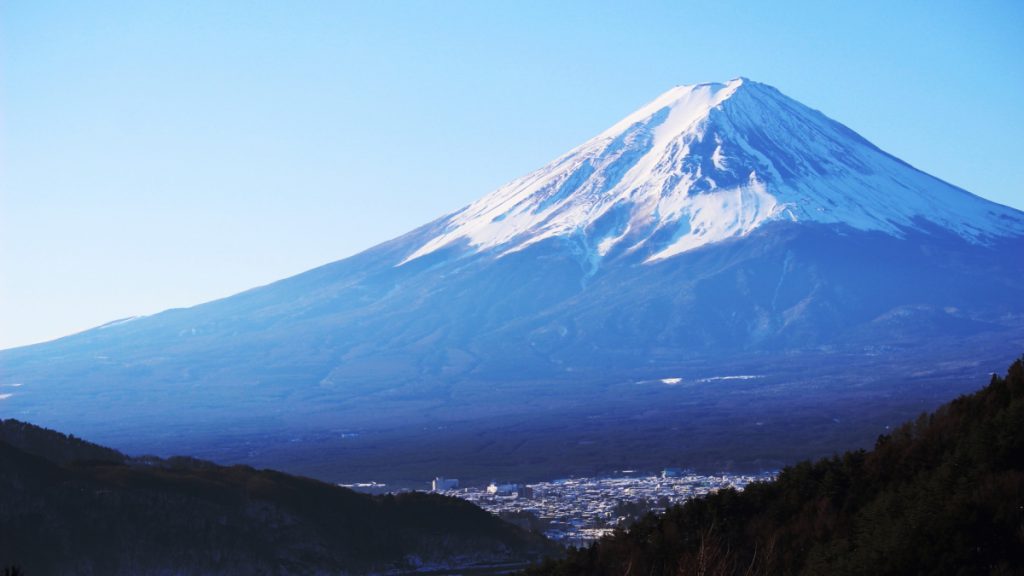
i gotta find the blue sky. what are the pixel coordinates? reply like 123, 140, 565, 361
2, 0, 1022, 349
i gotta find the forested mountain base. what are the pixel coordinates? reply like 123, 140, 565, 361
0, 421, 555, 575
527, 358, 1024, 575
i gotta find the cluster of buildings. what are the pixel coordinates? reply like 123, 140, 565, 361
434, 470, 773, 546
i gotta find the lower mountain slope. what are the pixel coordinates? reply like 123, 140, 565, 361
2, 222, 1021, 485
526, 357, 1024, 575
0, 420, 556, 576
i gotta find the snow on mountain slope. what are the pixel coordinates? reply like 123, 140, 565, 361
401, 78, 1024, 265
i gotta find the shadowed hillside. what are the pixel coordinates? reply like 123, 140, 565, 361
0, 421, 557, 575
526, 358, 1024, 575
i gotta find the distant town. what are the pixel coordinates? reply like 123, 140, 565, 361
431, 470, 775, 546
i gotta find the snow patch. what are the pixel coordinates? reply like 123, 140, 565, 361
711, 142, 728, 171
696, 375, 763, 383
98, 316, 141, 330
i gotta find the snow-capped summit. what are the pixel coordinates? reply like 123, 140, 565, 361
403, 78, 1024, 264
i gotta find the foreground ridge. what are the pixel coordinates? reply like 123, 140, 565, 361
525, 357, 1024, 575
0, 420, 556, 574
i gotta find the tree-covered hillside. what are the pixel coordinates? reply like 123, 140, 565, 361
0, 420, 556, 575
527, 358, 1024, 575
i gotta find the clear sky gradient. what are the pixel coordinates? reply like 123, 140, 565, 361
2, 0, 1022, 349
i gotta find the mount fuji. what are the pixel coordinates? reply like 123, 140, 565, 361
3, 79, 1023, 484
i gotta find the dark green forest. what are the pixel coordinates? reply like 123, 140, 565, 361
527, 358, 1024, 575
0, 421, 555, 575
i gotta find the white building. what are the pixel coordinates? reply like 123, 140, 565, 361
486, 482, 520, 496
432, 477, 459, 491
662, 468, 684, 478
